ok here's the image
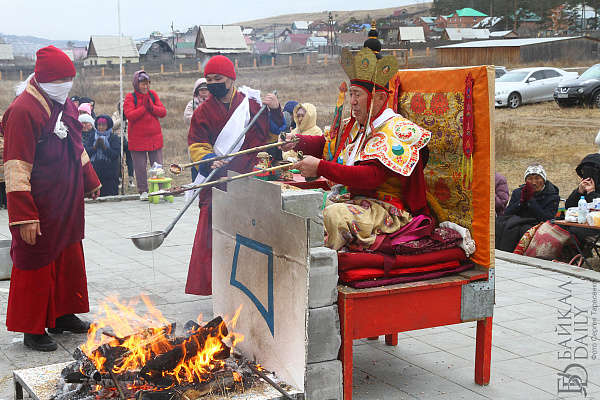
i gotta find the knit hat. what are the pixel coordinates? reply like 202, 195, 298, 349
78, 103, 92, 115
34, 46, 76, 83
95, 114, 114, 130
204, 55, 236, 80
78, 114, 95, 125
524, 164, 546, 182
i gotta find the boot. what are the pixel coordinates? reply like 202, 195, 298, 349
48, 314, 91, 334
24, 332, 58, 351
129, 177, 135, 187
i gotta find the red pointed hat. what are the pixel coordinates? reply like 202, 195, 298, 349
204, 55, 236, 80
35, 45, 76, 83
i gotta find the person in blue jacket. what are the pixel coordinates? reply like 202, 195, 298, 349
84, 115, 122, 196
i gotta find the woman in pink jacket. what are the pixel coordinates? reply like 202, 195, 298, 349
123, 70, 167, 200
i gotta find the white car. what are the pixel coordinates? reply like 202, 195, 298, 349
495, 67, 578, 108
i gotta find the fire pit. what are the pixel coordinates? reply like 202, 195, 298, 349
13, 296, 302, 400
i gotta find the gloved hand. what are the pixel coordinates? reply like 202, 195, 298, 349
93, 138, 102, 149
144, 95, 154, 113
521, 181, 534, 203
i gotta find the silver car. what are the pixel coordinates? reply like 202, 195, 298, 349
495, 67, 578, 108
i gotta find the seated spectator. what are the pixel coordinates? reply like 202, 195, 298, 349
84, 115, 121, 196
79, 113, 95, 144
496, 164, 560, 252
565, 153, 600, 209
495, 172, 509, 216
283, 103, 323, 161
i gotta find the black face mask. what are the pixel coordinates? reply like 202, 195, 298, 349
207, 82, 230, 99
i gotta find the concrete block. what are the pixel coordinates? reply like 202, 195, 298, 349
309, 247, 338, 308
281, 190, 324, 247
307, 305, 341, 363
305, 360, 343, 400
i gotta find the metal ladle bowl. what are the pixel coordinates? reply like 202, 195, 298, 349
130, 231, 165, 251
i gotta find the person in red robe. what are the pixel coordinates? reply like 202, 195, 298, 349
186, 56, 283, 295
280, 38, 431, 252
2, 46, 101, 351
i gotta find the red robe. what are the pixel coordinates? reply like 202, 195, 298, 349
2, 79, 101, 333
186, 90, 283, 295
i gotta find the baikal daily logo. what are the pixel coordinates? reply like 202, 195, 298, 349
556, 281, 597, 397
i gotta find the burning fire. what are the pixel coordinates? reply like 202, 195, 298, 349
80, 295, 244, 387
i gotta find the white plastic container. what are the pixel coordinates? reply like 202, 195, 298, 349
578, 196, 588, 224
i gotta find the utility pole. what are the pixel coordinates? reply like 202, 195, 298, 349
514, 0, 518, 32
172, 21, 175, 60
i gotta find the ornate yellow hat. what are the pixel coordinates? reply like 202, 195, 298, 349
340, 44, 398, 92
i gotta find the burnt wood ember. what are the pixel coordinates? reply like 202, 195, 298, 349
135, 371, 237, 400
139, 317, 231, 384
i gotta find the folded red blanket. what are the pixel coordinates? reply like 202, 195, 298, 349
341, 263, 474, 288
339, 260, 461, 282
338, 247, 467, 271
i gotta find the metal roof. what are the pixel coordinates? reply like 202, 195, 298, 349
453, 7, 487, 17
138, 40, 173, 55
292, 21, 311, 30
398, 27, 425, 43
197, 25, 246, 50
444, 28, 490, 41
436, 36, 596, 49
88, 36, 139, 58
0, 43, 14, 60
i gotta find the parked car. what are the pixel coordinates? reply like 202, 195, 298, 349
495, 66, 507, 79
554, 63, 600, 108
495, 67, 578, 108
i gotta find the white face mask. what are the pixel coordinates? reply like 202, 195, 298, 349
38, 81, 73, 104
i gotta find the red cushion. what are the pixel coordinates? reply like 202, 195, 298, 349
339, 260, 461, 282
337, 247, 467, 271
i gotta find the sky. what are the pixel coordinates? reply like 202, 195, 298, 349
0, 0, 423, 41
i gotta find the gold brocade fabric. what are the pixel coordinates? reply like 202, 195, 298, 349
398, 92, 474, 229
324, 195, 412, 250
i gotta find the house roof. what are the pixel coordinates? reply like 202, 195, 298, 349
175, 41, 196, 55
473, 17, 502, 28
398, 27, 425, 42
443, 28, 490, 41
242, 28, 253, 35
254, 42, 274, 54
489, 30, 517, 38
453, 8, 488, 17
288, 34, 311, 46
436, 36, 598, 49
0, 43, 14, 60
307, 36, 327, 46
88, 36, 139, 58
138, 40, 173, 55
292, 21, 311, 30
197, 25, 247, 50
277, 42, 305, 53
417, 17, 436, 24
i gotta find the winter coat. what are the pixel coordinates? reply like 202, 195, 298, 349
123, 89, 166, 151
284, 103, 322, 160
84, 128, 122, 177
183, 78, 207, 126
495, 172, 509, 216
504, 180, 560, 223
565, 153, 600, 209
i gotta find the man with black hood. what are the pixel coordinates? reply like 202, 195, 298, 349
565, 153, 600, 209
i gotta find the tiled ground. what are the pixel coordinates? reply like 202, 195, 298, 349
0, 199, 598, 400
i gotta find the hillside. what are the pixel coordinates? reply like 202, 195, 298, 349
235, 2, 432, 29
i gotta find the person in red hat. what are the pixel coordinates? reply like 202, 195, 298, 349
186, 55, 283, 295
2, 45, 101, 351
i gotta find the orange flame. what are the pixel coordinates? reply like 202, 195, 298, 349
80, 295, 244, 387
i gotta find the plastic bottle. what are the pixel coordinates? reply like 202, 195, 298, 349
578, 196, 588, 224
